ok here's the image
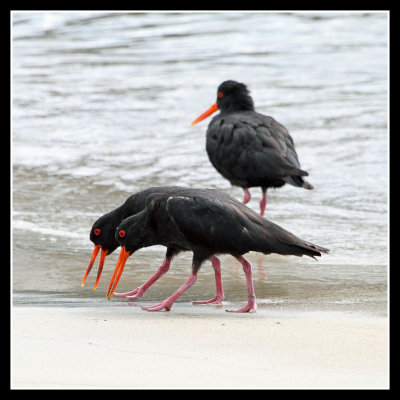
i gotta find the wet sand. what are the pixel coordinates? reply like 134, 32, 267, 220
11, 305, 388, 389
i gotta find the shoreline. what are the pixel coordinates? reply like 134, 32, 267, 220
11, 304, 389, 389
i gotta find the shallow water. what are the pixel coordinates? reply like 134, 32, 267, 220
12, 11, 388, 316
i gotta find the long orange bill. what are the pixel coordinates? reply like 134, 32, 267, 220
106, 248, 125, 298
190, 102, 219, 126
106, 247, 131, 300
93, 248, 109, 291
81, 245, 101, 287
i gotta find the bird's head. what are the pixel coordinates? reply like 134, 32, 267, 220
106, 210, 153, 300
190, 80, 254, 126
89, 213, 121, 254
81, 212, 121, 290
114, 210, 153, 254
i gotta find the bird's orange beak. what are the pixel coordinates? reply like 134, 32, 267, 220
81, 245, 100, 287
81, 245, 109, 291
93, 248, 108, 291
106, 246, 131, 300
190, 103, 219, 126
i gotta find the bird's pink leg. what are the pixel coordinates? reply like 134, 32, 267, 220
226, 256, 257, 313
114, 258, 171, 299
242, 188, 251, 204
141, 271, 198, 312
192, 256, 224, 305
259, 188, 267, 216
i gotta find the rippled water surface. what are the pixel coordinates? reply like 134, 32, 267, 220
12, 11, 388, 315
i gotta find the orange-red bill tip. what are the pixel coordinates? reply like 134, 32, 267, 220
81, 245, 101, 287
190, 103, 219, 126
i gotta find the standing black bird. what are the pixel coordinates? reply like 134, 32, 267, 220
191, 80, 313, 216
107, 188, 328, 313
81, 186, 224, 304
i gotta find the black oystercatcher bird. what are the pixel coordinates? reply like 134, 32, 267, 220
81, 187, 224, 303
107, 188, 328, 313
191, 80, 313, 216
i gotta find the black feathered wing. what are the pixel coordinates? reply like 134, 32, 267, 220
165, 195, 328, 259
206, 112, 311, 188
165, 195, 250, 257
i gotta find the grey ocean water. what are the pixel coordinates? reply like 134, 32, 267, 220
12, 11, 388, 315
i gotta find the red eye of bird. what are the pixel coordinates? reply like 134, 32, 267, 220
94, 228, 101, 236
119, 230, 126, 238
217, 91, 224, 98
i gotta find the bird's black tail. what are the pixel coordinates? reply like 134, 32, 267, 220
283, 175, 314, 190
244, 212, 329, 259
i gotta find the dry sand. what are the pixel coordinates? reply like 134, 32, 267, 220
11, 304, 388, 389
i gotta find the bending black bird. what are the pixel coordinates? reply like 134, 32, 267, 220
191, 80, 313, 216
81, 186, 224, 303
107, 187, 329, 313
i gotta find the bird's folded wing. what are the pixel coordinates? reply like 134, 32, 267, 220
219, 118, 308, 179
164, 194, 329, 258
165, 195, 249, 251
208, 109, 309, 178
